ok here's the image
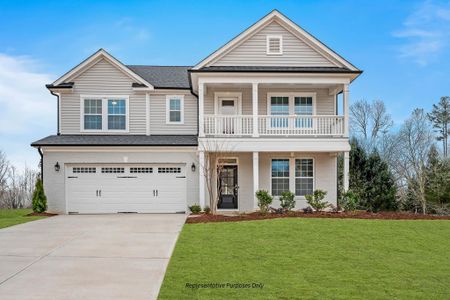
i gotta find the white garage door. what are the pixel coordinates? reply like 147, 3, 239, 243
66, 164, 186, 213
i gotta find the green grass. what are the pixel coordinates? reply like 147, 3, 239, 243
159, 218, 450, 300
0, 209, 47, 229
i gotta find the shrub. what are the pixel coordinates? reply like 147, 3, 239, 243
32, 178, 47, 213
203, 206, 211, 214
256, 190, 273, 214
279, 191, 296, 212
305, 189, 330, 212
189, 204, 201, 214
340, 190, 358, 212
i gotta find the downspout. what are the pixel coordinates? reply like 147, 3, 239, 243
38, 147, 44, 183
50, 91, 60, 135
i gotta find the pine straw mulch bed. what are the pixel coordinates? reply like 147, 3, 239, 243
186, 211, 450, 224
26, 212, 58, 217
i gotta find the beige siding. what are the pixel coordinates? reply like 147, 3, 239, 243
60, 58, 147, 134
149, 92, 197, 135
210, 21, 337, 67
204, 86, 335, 116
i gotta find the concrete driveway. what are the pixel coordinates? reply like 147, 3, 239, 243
0, 214, 186, 300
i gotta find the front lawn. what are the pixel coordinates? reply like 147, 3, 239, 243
0, 209, 47, 229
159, 218, 450, 299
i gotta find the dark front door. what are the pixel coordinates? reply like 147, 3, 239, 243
218, 165, 238, 209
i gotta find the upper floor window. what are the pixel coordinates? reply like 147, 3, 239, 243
81, 96, 128, 132
266, 35, 283, 55
166, 95, 184, 124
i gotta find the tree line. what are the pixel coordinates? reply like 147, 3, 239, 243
0, 151, 38, 209
343, 96, 450, 215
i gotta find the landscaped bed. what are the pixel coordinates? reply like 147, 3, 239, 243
0, 209, 50, 229
187, 210, 450, 223
159, 217, 450, 299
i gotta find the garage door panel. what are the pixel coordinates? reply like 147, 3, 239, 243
67, 164, 186, 213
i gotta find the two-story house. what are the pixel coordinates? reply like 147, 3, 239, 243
32, 10, 361, 214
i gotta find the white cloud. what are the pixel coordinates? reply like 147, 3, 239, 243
0, 53, 55, 171
393, 1, 450, 66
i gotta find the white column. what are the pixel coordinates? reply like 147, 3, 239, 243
252, 83, 259, 137
343, 83, 349, 137
199, 151, 206, 208
343, 151, 349, 192
253, 152, 259, 209
199, 82, 205, 137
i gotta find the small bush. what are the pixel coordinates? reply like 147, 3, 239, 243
203, 206, 211, 214
340, 190, 358, 212
32, 178, 47, 213
256, 190, 273, 214
189, 204, 201, 214
279, 191, 296, 212
305, 189, 330, 212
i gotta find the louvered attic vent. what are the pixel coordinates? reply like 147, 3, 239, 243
266, 35, 283, 55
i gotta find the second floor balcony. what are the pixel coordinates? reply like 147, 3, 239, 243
204, 114, 345, 137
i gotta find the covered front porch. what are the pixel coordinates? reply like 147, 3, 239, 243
198, 151, 348, 213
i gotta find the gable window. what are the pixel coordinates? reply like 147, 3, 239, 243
81, 96, 128, 132
295, 159, 314, 196
84, 99, 102, 130
266, 35, 283, 55
271, 159, 290, 196
166, 95, 184, 124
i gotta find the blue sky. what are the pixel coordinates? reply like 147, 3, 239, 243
1, 0, 450, 170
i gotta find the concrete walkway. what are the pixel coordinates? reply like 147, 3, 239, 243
0, 214, 186, 300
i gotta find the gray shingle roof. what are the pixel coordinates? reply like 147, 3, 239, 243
193, 66, 362, 73
31, 135, 198, 147
126, 66, 192, 89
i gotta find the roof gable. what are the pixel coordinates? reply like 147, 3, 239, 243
193, 10, 359, 71
52, 49, 154, 89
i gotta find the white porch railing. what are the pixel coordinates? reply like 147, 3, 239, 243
203, 115, 344, 137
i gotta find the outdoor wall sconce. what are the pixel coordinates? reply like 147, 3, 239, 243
54, 162, 60, 172
191, 163, 196, 172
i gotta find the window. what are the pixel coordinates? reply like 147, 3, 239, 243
73, 167, 96, 173
101, 167, 124, 173
271, 159, 290, 196
81, 96, 128, 131
295, 97, 313, 128
108, 99, 126, 130
166, 95, 184, 124
158, 167, 181, 173
295, 159, 314, 196
84, 99, 102, 130
270, 96, 289, 127
266, 35, 283, 55
130, 167, 153, 173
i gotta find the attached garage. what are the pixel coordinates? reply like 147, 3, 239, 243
66, 164, 187, 214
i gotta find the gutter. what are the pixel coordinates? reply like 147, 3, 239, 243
37, 147, 44, 183
50, 91, 61, 135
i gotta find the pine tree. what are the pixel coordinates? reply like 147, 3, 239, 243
428, 97, 450, 157
32, 178, 47, 213
425, 145, 450, 212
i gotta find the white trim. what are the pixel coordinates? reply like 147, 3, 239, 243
266, 35, 283, 55
146, 93, 150, 135
193, 10, 359, 70
216, 156, 239, 166
42, 146, 197, 153
214, 92, 242, 115
165, 95, 185, 124
80, 95, 129, 133
198, 76, 351, 85
53, 49, 154, 88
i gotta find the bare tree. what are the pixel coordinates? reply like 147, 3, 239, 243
0, 151, 10, 205
198, 140, 235, 215
391, 109, 435, 214
350, 99, 393, 151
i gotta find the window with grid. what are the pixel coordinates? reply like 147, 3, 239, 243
158, 167, 181, 173
101, 167, 124, 173
73, 167, 96, 173
270, 96, 289, 127
108, 99, 126, 130
295, 159, 314, 196
271, 159, 290, 196
130, 167, 153, 173
295, 97, 313, 128
84, 99, 102, 130
167, 96, 183, 123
